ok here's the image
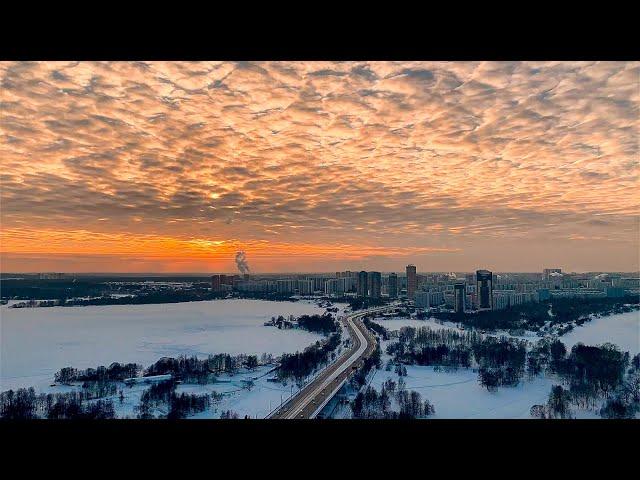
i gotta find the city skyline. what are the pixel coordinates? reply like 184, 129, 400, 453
1, 61, 639, 273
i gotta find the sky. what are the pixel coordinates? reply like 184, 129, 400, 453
1, 61, 638, 274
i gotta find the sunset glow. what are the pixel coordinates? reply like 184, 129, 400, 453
1, 61, 638, 272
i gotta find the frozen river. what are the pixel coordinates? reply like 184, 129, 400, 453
0, 299, 326, 392
562, 310, 639, 356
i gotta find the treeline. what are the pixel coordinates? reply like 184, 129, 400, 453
531, 385, 573, 419
556, 343, 628, 403
529, 341, 629, 400
386, 326, 527, 390
136, 379, 212, 419
278, 334, 341, 381
0, 379, 220, 419
363, 317, 390, 340
145, 353, 270, 383
1, 279, 107, 300
599, 353, 640, 419
474, 337, 527, 390
60, 290, 225, 307
434, 295, 639, 333
351, 379, 435, 419
53, 353, 273, 388
351, 344, 382, 388
55, 362, 141, 384
236, 292, 298, 302
325, 296, 388, 311
0, 277, 222, 306
529, 343, 635, 418
295, 313, 338, 335
551, 296, 638, 324
0, 388, 116, 419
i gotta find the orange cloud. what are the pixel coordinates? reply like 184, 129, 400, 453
1, 61, 638, 272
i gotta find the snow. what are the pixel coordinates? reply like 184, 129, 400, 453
0, 299, 326, 392
367, 365, 561, 419
27, 364, 329, 419
2, 297, 635, 419
372, 317, 462, 333
352, 311, 639, 419
124, 374, 172, 384
371, 316, 536, 342
561, 310, 640, 356
364, 336, 602, 419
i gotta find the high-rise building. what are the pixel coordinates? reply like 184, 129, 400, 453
369, 272, 381, 298
324, 278, 345, 296
606, 287, 625, 298
406, 264, 417, 299
414, 290, 445, 308
476, 269, 493, 310
297, 279, 314, 296
454, 281, 466, 313
276, 279, 296, 294
537, 288, 551, 301
211, 275, 222, 292
357, 271, 368, 297
414, 291, 430, 308
388, 273, 398, 298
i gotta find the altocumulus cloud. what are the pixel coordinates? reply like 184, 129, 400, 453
0, 61, 638, 272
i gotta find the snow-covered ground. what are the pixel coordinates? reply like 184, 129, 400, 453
371, 317, 458, 332
365, 363, 598, 419
0, 299, 326, 392
3, 299, 635, 419
348, 311, 640, 419
371, 316, 537, 342
562, 310, 640, 355
82, 365, 304, 419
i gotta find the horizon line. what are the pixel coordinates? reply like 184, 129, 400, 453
3, 270, 640, 276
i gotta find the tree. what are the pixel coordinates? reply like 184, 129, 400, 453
547, 385, 572, 419
246, 355, 258, 370
530, 404, 546, 419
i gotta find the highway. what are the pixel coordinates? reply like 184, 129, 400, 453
268, 306, 390, 419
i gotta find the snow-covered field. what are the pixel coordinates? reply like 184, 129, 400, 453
371, 317, 457, 332
2, 299, 636, 419
371, 316, 538, 342
0, 299, 326, 392
357, 311, 640, 419
365, 363, 598, 419
92, 365, 307, 419
368, 364, 546, 419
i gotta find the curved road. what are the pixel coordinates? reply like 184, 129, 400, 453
268, 306, 390, 419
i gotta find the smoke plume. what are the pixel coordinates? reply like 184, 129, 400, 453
235, 251, 250, 274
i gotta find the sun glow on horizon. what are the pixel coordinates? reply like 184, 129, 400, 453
1, 61, 638, 272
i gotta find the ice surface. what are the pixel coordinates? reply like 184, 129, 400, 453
0, 299, 326, 391
561, 310, 640, 356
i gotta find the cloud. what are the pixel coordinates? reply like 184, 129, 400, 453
1, 61, 638, 272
